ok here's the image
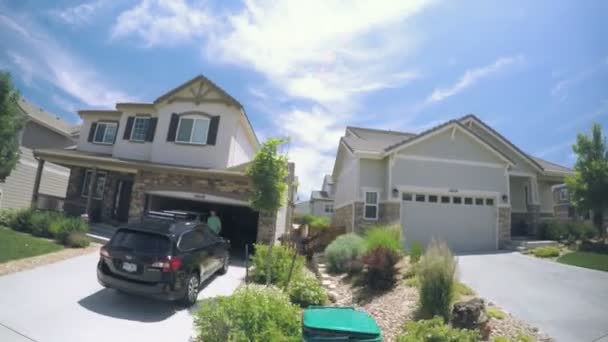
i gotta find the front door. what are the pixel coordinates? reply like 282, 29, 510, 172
112, 180, 133, 222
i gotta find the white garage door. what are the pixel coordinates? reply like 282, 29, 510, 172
400, 192, 497, 252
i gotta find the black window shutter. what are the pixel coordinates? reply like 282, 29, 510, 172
87, 122, 97, 142
146, 118, 158, 142
207, 116, 220, 145
123, 117, 134, 140
167, 113, 179, 142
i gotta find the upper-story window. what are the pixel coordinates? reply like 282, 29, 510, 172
130, 117, 151, 141
167, 113, 220, 146
559, 188, 568, 201
91, 122, 117, 144
124, 116, 157, 142
177, 116, 210, 144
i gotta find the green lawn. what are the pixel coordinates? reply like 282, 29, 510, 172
557, 252, 608, 272
0, 227, 64, 263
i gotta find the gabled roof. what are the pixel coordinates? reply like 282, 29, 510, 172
311, 190, 332, 201
459, 114, 545, 171
153, 74, 243, 108
342, 126, 415, 153
336, 115, 573, 175
18, 98, 79, 138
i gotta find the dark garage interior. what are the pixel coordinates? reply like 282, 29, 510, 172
146, 195, 259, 255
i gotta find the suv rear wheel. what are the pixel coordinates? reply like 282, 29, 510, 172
181, 273, 200, 307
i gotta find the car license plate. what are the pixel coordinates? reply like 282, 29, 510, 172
122, 262, 137, 272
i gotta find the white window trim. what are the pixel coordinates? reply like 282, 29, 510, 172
93, 122, 117, 145
363, 191, 379, 220
175, 115, 211, 145
81, 170, 107, 200
130, 116, 151, 142
559, 189, 568, 201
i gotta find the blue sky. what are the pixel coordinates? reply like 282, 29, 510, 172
1, 0, 607, 197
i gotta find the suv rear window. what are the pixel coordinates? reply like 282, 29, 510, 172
110, 229, 170, 254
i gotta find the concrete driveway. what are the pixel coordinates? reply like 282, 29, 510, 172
0, 250, 245, 342
459, 251, 608, 342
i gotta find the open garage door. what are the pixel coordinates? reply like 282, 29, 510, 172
400, 191, 498, 253
145, 191, 259, 256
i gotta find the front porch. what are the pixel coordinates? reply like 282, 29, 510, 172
509, 172, 563, 237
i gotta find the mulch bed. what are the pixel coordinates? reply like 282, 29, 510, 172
319, 258, 552, 342
0, 243, 100, 277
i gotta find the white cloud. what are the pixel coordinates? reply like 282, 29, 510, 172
50, 0, 106, 25
426, 55, 525, 103
6, 50, 34, 85
276, 107, 345, 195
0, 12, 136, 108
111, 0, 213, 47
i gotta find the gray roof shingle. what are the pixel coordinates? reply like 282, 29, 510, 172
18, 98, 79, 137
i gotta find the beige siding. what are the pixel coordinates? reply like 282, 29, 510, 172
333, 149, 358, 208
359, 158, 387, 200
538, 181, 555, 213
228, 122, 256, 167
0, 148, 69, 209
311, 199, 333, 217
510, 177, 528, 212
468, 121, 538, 174
398, 128, 506, 165
77, 113, 119, 155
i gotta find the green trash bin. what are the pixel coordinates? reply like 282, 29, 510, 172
302, 306, 383, 341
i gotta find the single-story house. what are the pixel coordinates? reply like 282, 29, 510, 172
330, 115, 573, 252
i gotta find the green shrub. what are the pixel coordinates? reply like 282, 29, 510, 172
11, 208, 35, 232
364, 225, 402, 254
396, 316, 479, 342
325, 233, 365, 273
287, 273, 327, 307
454, 282, 475, 299
64, 232, 90, 248
48, 217, 89, 244
362, 246, 401, 291
0, 208, 17, 227
537, 220, 567, 240
29, 211, 62, 237
487, 306, 506, 320
566, 221, 597, 240
417, 239, 457, 321
531, 246, 560, 258
409, 241, 423, 263
194, 286, 301, 341
250, 243, 304, 286
493, 337, 510, 342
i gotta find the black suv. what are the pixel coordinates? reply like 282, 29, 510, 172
97, 220, 230, 306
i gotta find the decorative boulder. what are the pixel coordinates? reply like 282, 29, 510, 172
451, 298, 489, 330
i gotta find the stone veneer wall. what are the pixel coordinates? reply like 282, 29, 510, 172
378, 202, 400, 226
332, 204, 353, 233
498, 206, 511, 248
127, 170, 277, 244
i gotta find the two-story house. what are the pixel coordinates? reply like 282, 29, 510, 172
34, 75, 294, 247
330, 116, 573, 252
309, 175, 335, 217
0, 98, 77, 210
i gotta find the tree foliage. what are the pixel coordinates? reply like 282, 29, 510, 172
247, 138, 289, 214
0, 72, 25, 180
565, 123, 608, 236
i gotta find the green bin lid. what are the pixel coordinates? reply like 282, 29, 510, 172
303, 306, 381, 337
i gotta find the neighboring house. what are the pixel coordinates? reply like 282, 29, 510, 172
295, 201, 311, 215
0, 98, 78, 210
330, 115, 573, 252
553, 184, 575, 220
34, 75, 294, 247
309, 175, 334, 217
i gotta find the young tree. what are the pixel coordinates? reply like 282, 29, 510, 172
246, 138, 289, 285
0, 72, 25, 181
565, 123, 608, 237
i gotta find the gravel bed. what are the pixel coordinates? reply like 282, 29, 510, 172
319, 259, 552, 342
0, 243, 100, 277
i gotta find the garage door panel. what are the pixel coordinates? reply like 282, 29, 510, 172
401, 196, 497, 253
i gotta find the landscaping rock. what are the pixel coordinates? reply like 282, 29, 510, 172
451, 298, 489, 330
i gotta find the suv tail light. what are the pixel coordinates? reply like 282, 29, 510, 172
100, 247, 110, 258
151, 256, 182, 272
